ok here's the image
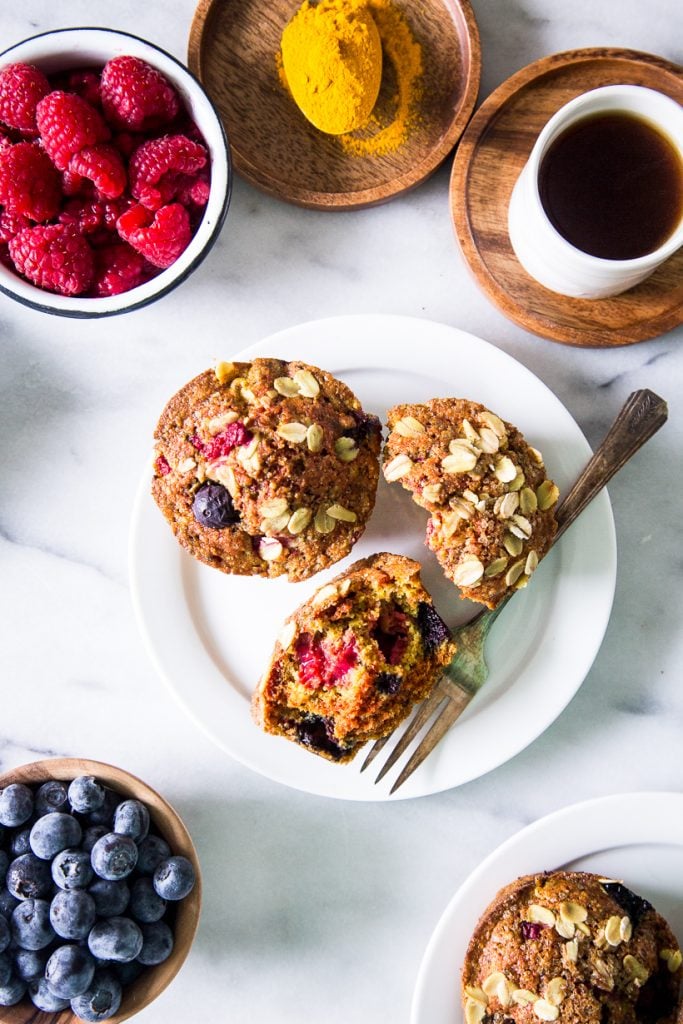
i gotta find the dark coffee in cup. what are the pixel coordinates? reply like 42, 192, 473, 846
538, 112, 683, 260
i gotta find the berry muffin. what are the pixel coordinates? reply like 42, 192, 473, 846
383, 399, 559, 608
252, 552, 456, 761
152, 358, 381, 581
462, 871, 682, 1024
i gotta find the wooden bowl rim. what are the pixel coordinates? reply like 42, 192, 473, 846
188, 0, 481, 209
0, 757, 202, 1024
449, 46, 683, 347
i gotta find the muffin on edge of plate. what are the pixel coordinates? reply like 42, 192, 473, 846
383, 398, 559, 608
251, 552, 456, 762
151, 358, 381, 581
461, 870, 683, 1024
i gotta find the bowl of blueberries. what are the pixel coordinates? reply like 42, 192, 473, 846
0, 758, 200, 1022
0, 26, 231, 317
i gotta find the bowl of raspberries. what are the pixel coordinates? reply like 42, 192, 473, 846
0, 27, 231, 316
0, 758, 201, 1022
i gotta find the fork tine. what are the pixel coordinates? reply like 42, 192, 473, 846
389, 683, 474, 794
373, 684, 449, 784
359, 734, 390, 772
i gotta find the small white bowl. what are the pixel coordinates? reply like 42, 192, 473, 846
0, 27, 231, 317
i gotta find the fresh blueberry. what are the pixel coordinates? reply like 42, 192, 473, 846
45, 943, 96, 999
35, 780, 69, 817
50, 889, 97, 940
52, 848, 94, 890
82, 825, 110, 854
0, 916, 9, 953
88, 879, 130, 918
30, 812, 82, 860
9, 829, 31, 857
6, 853, 52, 899
87, 917, 143, 963
0, 784, 34, 828
113, 800, 149, 843
86, 788, 120, 828
13, 946, 48, 982
153, 855, 196, 901
0, 952, 10, 987
0, 974, 27, 1006
0, 891, 18, 920
128, 877, 166, 924
135, 834, 171, 875
91, 833, 138, 881
0, 850, 8, 883
192, 481, 239, 528
113, 960, 143, 986
10, 898, 55, 950
68, 776, 106, 815
137, 920, 174, 966
29, 976, 70, 1011
416, 601, 451, 654
70, 970, 122, 1022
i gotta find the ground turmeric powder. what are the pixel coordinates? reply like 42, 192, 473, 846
279, 0, 423, 158
280, 0, 383, 135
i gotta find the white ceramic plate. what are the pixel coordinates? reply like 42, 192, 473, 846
411, 791, 683, 1023
129, 315, 616, 801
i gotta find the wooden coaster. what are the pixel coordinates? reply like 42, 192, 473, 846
450, 48, 683, 347
188, 0, 480, 210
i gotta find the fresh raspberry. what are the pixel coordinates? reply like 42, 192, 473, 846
8, 223, 94, 296
117, 202, 191, 269
59, 198, 106, 235
204, 422, 253, 461
36, 90, 110, 171
100, 56, 179, 132
175, 168, 211, 207
0, 209, 30, 243
0, 128, 12, 151
129, 135, 207, 210
92, 242, 145, 296
61, 168, 86, 196
0, 63, 50, 132
0, 141, 61, 221
69, 144, 126, 199
63, 69, 102, 108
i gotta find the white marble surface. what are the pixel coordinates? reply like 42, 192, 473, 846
1, 1, 683, 1021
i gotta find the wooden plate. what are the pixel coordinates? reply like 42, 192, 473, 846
450, 48, 683, 347
188, 0, 480, 209
0, 758, 201, 1024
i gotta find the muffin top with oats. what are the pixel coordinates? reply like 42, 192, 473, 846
461, 870, 682, 1024
151, 358, 381, 581
383, 398, 559, 609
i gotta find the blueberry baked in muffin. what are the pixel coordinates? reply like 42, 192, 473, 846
462, 870, 682, 1024
252, 552, 456, 761
383, 398, 559, 609
151, 358, 381, 581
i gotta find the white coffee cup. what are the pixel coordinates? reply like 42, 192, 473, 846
507, 85, 683, 299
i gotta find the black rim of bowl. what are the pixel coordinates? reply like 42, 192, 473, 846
0, 26, 232, 319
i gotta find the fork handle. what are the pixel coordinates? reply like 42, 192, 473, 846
555, 389, 667, 541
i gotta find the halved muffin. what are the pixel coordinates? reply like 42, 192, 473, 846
252, 552, 456, 761
384, 398, 559, 608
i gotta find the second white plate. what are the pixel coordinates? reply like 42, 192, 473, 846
129, 315, 616, 800
412, 791, 683, 1023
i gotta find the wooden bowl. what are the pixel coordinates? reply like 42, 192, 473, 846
188, 0, 480, 209
0, 758, 201, 1024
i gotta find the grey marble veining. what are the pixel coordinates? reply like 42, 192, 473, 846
1, 1, 683, 1021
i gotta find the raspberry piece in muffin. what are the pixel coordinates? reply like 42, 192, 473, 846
252, 553, 456, 761
462, 870, 682, 1024
151, 359, 382, 582
384, 399, 559, 609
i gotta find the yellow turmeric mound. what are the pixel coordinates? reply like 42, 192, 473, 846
280, 0, 383, 136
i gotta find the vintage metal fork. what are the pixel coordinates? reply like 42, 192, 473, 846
361, 389, 668, 794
